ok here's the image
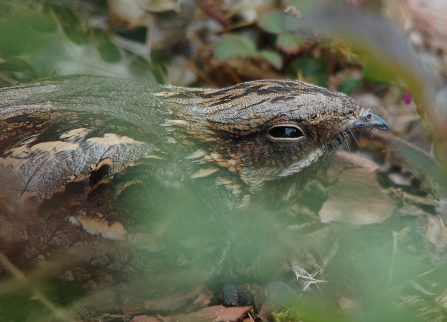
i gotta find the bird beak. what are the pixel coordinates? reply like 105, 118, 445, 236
348, 110, 390, 131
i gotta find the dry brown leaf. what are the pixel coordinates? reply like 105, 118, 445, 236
122, 286, 212, 316
425, 215, 447, 249
319, 151, 395, 225
437, 214, 447, 243
131, 305, 253, 322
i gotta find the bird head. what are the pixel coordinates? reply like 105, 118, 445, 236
155, 79, 389, 196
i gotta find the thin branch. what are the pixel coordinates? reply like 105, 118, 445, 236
0, 253, 74, 321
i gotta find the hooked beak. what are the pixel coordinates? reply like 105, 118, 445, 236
348, 109, 390, 131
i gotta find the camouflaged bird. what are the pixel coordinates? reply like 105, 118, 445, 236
0, 76, 388, 307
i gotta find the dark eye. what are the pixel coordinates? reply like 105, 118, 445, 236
267, 125, 306, 142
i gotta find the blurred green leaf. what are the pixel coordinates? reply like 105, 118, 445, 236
215, 35, 257, 61
337, 77, 362, 94
18, 25, 155, 81
313, 74, 329, 87
288, 0, 320, 13
362, 60, 395, 82
0, 13, 56, 57
272, 301, 350, 322
258, 9, 283, 34
292, 57, 326, 76
277, 33, 303, 54
257, 50, 283, 70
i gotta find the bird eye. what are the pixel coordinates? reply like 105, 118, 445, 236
267, 125, 306, 142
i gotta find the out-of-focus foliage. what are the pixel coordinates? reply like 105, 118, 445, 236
215, 35, 257, 61
1, 1, 447, 322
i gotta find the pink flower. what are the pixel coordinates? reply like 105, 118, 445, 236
403, 91, 412, 105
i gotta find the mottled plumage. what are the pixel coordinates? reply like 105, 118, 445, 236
0, 76, 388, 308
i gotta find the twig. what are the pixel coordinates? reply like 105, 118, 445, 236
0, 253, 74, 321
247, 312, 255, 322
387, 230, 399, 285
194, 0, 228, 27
438, 214, 447, 242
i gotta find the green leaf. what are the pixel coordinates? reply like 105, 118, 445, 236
277, 33, 303, 54
258, 10, 283, 34
257, 50, 283, 70
337, 78, 362, 95
215, 35, 257, 61
16, 24, 156, 81
313, 74, 329, 88
362, 61, 395, 83
292, 57, 326, 76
